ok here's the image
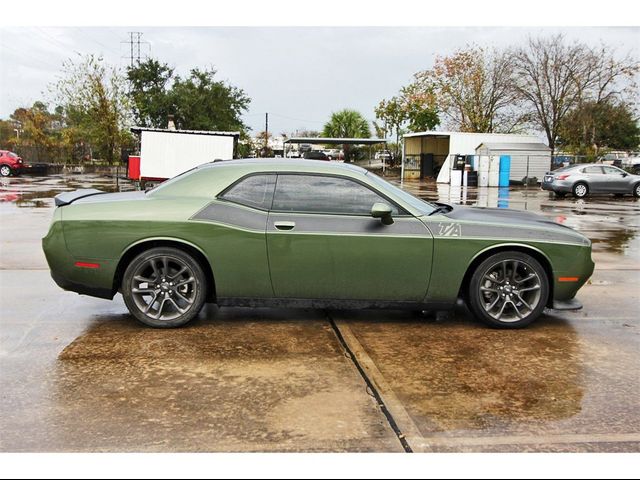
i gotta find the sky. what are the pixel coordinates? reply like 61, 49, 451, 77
1, 26, 638, 136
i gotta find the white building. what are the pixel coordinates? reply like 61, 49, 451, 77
132, 127, 239, 180
401, 131, 549, 184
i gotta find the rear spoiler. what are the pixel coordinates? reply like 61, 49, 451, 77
54, 189, 106, 207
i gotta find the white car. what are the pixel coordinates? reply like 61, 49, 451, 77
323, 149, 341, 160
621, 156, 640, 173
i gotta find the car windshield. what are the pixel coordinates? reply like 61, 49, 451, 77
365, 172, 437, 215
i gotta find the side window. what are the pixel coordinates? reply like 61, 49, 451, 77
603, 166, 623, 175
220, 174, 276, 210
583, 166, 604, 174
272, 174, 400, 215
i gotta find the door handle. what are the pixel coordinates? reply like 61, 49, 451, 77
274, 221, 296, 231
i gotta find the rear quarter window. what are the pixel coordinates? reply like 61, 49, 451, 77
219, 174, 276, 210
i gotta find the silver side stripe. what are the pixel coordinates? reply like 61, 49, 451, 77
191, 202, 268, 231
191, 201, 430, 236
267, 213, 429, 236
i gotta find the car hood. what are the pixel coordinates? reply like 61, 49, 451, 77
440, 205, 590, 246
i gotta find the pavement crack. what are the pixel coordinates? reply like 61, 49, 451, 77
326, 312, 413, 453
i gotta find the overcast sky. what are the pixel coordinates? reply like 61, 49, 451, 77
0, 26, 638, 135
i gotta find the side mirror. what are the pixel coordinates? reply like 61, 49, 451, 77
371, 202, 394, 225
622, 172, 628, 177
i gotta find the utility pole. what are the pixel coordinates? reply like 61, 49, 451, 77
122, 32, 148, 67
264, 112, 269, 153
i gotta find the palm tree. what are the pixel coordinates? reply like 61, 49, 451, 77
322, 109, 371, 162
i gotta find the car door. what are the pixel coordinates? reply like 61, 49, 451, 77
266, 173, 433, 302
582, 165, 606, 193
602, 166, 631, 193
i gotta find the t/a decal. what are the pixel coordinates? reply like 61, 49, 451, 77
438, 222, 462, 237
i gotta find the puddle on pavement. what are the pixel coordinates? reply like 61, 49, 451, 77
0, 174, 131, 208
342, 311, 586, 435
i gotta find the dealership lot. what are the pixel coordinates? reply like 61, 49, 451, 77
1, 174, 638, 452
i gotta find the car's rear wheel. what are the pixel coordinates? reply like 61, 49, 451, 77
634, 183, 640, 198
572, 182, 589, 198
468, 251, 549, 328
122, 247, 207, 328
0, 165, 12, 177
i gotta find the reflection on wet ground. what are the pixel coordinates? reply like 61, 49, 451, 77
0, 174, 128, 208
1, 174, 639, 452
397, 178, 640, 258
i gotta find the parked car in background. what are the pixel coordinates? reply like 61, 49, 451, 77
597, 151, 628, 167
323, 149, 341, 160
621, 155, 640, 174
542, 164, 640, 198
303, 151, 329, 161
43, 159, 594, 329
374, 150, 393, 163
0, 150, 24, 177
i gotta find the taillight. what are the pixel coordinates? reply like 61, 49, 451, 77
557, 174, 571, 180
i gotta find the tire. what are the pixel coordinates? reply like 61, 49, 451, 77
468, 251, 549, 329
634, 183, 640, 198
572, 182, 589, 198
122, 247, 207, 328
0, 165, 12, 177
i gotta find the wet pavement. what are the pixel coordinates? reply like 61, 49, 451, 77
1, 173, 638, 452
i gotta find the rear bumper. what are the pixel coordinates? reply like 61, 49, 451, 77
542, 180, 573, 193
552, 298, 583, 310
50, 270, 114, 299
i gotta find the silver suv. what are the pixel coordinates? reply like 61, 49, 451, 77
542, 164, 640, 198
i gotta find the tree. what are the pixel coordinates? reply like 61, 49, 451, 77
53, 54, 132, 163
171, 68, 250, 132
375, 89, 439, 161
322, 109, 371, 162
512, 35, 639, 155
558, 101, 640, 155
375, 97, 407, 160
127, 60, 251, 134
410, 46, 520, 133
127, 59, 175, 127
7, 102, 65, 160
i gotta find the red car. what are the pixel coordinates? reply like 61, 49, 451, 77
0, 150, 23, 177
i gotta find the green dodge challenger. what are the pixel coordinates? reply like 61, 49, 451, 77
42, 159, 594, 328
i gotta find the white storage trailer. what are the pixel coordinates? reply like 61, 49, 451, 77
131, 127, 239, 182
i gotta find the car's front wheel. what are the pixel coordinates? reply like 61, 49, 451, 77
633, 182, 640, 198
468, 251, 549, 328
122, 247, 207, 328
0, 165, 12, 177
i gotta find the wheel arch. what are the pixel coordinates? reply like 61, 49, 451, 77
458, 243, 554, 308
113, 237, 216, 302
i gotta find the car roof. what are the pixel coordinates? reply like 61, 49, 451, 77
199, 158, 367, 174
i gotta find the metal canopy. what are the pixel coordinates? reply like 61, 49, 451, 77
283, 137, 387, 145
131, 127, 240, 138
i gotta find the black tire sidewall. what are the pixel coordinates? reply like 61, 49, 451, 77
572, 182, 588, 198
468, 251, 549, 329
0, 165, 12, 177
634, 183, 640, 198
122, 247, 207, 328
